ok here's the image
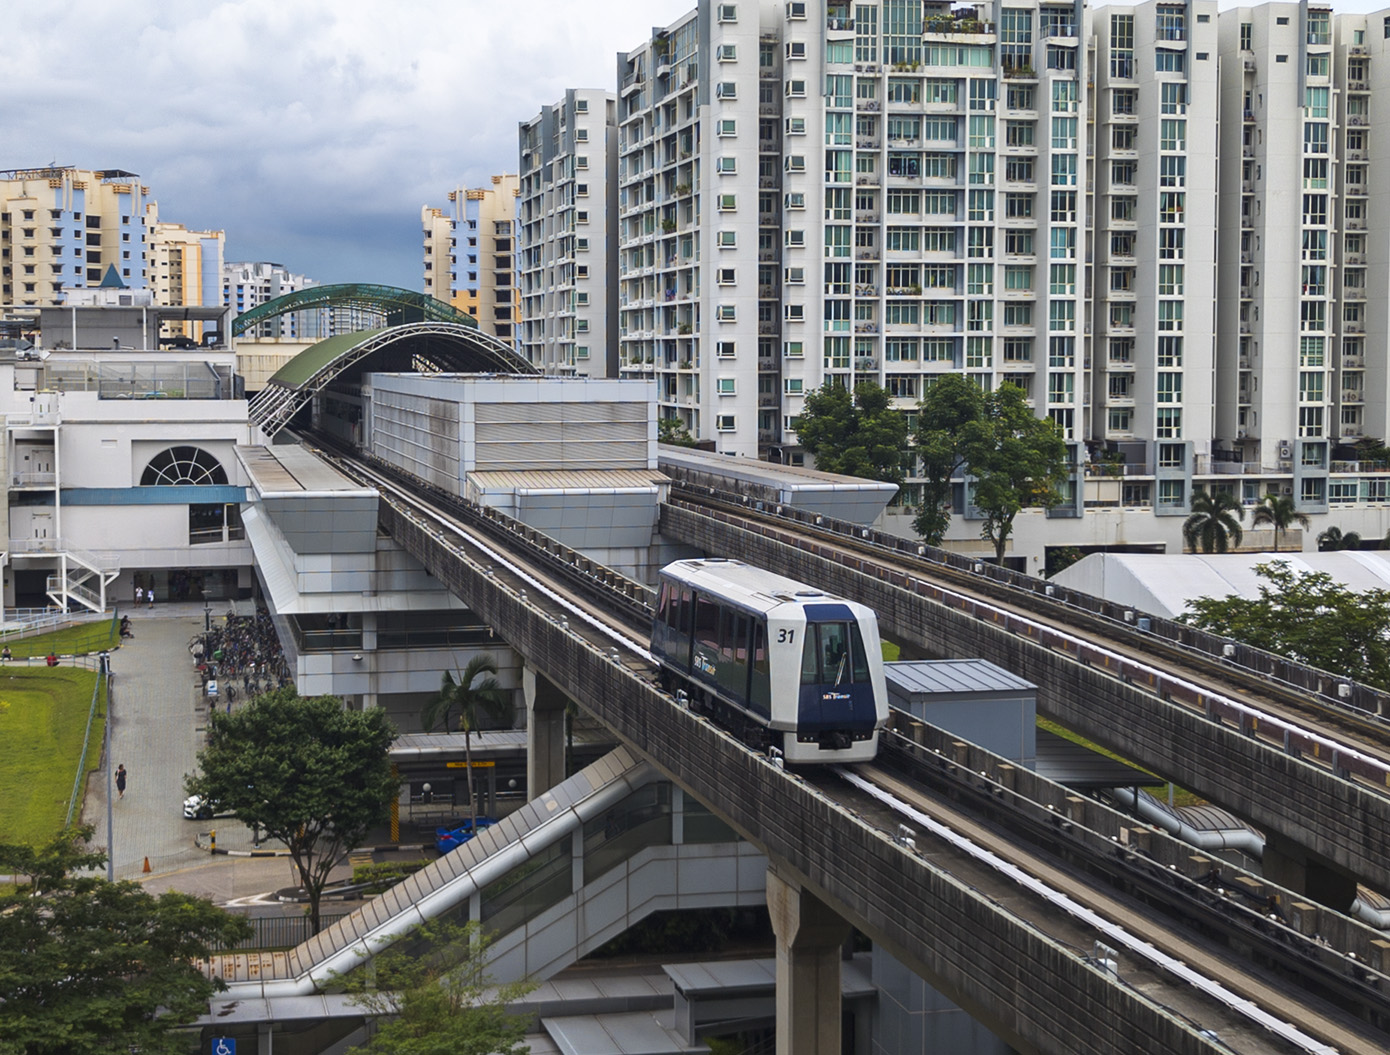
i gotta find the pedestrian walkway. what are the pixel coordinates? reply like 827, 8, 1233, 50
81, 600, 272, 880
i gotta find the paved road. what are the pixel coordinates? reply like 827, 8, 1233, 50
80, 601, 287, 882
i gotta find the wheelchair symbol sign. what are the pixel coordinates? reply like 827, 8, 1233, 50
212, 1039, 236, 1055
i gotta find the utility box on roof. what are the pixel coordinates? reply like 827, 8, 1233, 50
884, 659, 1037, 768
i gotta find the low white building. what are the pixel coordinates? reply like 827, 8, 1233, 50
4, 303, 255, 612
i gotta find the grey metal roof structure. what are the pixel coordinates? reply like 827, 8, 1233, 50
658, 445, 897, 526
885, 657, 1036, 698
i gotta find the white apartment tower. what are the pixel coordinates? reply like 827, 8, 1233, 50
1211, 4, 1390, 514
613, 1, 1095, 467
1092, 1, 1220, 515
518, 90, 620, 376
222, 261, 323, 339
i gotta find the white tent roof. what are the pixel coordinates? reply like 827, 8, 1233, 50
1051, 551, 1390, 619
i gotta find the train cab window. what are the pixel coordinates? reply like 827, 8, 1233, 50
801, 622, 871, 686
676, 587, 693, 635
657, 582, 673, 624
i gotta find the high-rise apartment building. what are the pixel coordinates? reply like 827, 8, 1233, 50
146, 201, 225, 342
0, 167, 149, 310
585, 0, 1390, 557
421, 175, 521, 343
518, 90, 620, 376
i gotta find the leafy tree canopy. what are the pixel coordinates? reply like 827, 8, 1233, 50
912, 374, 985, 545
954, 382, 1070, 561
0, 826, 251, 1055
341, 918, 536, 1055
657, 417, 698, 447
187, 688, 397, 932
1182, 561, 1390, 690
795, 380, 909, 488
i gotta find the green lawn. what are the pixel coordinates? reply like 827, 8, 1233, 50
0, 667, 105, 845
0, 616, 120, 659
1037, 716, 1203, 807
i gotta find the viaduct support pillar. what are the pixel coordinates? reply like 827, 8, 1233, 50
523, 664, 568, 798
1262, 830, 1359, 913
766, 865, 851, 1055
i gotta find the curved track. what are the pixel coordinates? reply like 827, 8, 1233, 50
305, 438, 1390, 1053
670, 493, 1390, 796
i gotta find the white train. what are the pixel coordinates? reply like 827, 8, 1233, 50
652, 559, 888, 764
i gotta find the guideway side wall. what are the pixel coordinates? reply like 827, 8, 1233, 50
660, 505, 1382, 906
381, 501, 1230, 1055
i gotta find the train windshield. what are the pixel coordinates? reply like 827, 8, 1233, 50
800, 621, 872, 686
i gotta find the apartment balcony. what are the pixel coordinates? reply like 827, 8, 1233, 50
1345, 320, 1367, 335
1342, 354, 1365, 368
855, 210, 881, 223
1344, 286, 1367, 302
1347, 114, 1370, 127
855, 173, 882, 186
1342, 391, 1365, 404
1345, 252, 1366, 265
1347, 78, 1369, 92
856, 98, 881, 112
1239, 285, 1254, 300
1107, 357, 1135, 371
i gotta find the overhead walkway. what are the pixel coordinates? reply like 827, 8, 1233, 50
207, 746, 766, 1002
231, 283, 476, 336
246, 321, 538, 436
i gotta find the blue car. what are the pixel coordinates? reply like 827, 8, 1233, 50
434, 817, 497, 855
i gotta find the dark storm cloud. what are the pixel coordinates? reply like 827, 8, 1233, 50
5, 0, 691, 287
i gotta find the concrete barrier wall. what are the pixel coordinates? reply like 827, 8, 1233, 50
383, 502, 1226, 1055
660, 504, 1390, 896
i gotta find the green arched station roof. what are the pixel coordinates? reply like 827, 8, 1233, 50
232, 283, 475, 337
248, 321, 538, 436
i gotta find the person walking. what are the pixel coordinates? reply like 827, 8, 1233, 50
147, 589, 155, 611
115, 764, 127, 799
135, 586, 143, 604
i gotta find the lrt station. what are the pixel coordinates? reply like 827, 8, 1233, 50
9, 286, 1390, 1054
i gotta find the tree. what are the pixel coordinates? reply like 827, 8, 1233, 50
795, 380, 909, 487
1182, 561, 1390, 690
1183, 487, 1245, 553
957, 383, 1070, 563
0, 826, 251, 1055
423, 654, 511, 830
187, 688, 397, 933
657, 416, 697, 447
912, 374, 985, 545
1318, 526, 1363, 552
1251, 493, 1311, 549
341, 918, 535, 1055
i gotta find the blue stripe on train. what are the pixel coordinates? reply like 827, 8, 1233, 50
798, 682, 878, 733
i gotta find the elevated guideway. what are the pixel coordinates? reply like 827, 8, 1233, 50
326, 454, 1375, 1054
661, 492, 1390, 905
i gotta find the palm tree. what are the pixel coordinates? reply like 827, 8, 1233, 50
1317, 526, 1363, 552
1251, 493, 1311, 550
1183, 487, 1245, 553
422, 653, 511, 830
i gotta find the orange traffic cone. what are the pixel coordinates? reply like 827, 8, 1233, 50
142, 856, 151, 874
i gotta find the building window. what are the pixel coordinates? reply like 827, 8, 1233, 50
717, 378, 736, 395
717, 4, 736, 23
716, 414, 737, 432
141, 446, 229, 487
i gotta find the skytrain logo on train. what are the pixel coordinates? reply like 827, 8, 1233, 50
695, 653, 718, 677
822, 691, 851, 703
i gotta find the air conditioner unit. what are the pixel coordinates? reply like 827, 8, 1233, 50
1281, 485, 1294, 495
1236, 429, 1247, 439
1278, 444, 1292, 458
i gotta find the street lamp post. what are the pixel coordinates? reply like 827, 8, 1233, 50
203, 592, 211, 633
100, 651, 113, 882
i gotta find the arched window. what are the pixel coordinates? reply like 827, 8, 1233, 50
140, 446, 228, 486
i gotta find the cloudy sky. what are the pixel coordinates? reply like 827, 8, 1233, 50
9, 0, 1387, 292
7, 0, 691, 288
